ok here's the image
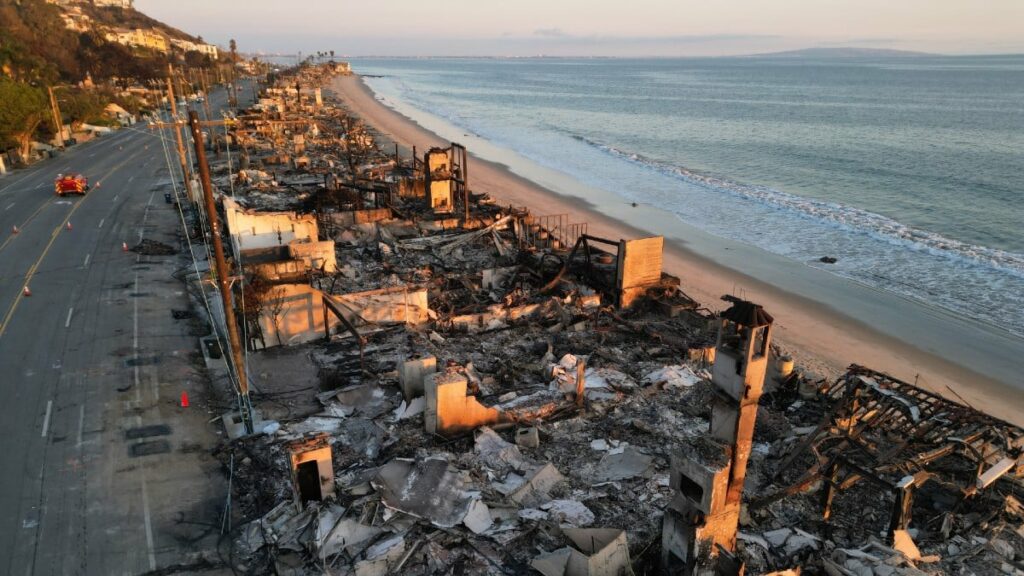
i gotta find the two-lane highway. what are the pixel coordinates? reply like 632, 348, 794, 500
0, 130, 159, 336
0, 85, 248, 575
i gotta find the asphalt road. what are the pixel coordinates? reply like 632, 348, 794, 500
0, 86, 247, 575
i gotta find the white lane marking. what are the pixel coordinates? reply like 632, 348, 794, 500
141, 474, 157, 570
76, 404, 84, 447
113, 194, 119, 202
87, 152, 96, 158
133, 273, 140, 401
133, 269, 156, 569
83, 253, 90, 267
133, 203, 160, 404
97, 218, 105, 229
139, 191, 155, 242
4, 203, 13, 211
128, 176, 135, 183
0, 166, 46, 195
41, 400, 53, 438
64, 307, 73, 328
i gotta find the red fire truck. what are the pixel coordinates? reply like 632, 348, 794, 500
54, 173, 89, 196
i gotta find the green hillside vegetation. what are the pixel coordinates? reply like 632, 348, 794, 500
0, 0, 81, 83
0, 0, 229, 162
0, 76, 142, 159
78, 3, 197, 42
0, 0, 215, 84
0, 77, 48, 159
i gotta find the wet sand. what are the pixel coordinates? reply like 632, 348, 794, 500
327, 74, 1024, 426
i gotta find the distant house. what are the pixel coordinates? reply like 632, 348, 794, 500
58, 5, 93, 31
104, 28, 131, 45
104, 27, 169, 52
329, 61, 352, 75
170, 38, 197, 52
92, 0, 133, 8
170, 38, 219, 59
235, 60, 258, 74
47, 0, 133, 6
195, 43, 219, 58
135, 29, 169, 52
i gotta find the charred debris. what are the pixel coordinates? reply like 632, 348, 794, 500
177, 64, 1023, 575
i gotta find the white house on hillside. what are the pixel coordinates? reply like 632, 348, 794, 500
93, 0, 133, 8
170, 38, 219, 59
104, 28, 169, 52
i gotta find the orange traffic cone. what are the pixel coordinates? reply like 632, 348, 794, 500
23, 285, 31, 297
180, 391, 189, 408
11, 226, 18, 235
122, 242, 129, 252
66, 221, 72, 231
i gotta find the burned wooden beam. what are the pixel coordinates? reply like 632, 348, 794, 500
763, 364, 1023, 543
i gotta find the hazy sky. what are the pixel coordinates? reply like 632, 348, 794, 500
137, 0, 1024, 57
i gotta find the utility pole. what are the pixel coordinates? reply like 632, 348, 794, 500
228, 44, 238, 109
199, 69, 212, 121
47, 86, 65, 149
199, 70, 219, 157
174, 66, 189, 107
188, 110, 254, 434
167, 64, 193, 201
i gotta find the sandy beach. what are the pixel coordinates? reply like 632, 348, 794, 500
327, 74, 1024, 426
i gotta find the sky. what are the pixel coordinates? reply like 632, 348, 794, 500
137, 0, 1024, 57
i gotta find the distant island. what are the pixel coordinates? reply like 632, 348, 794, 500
752, 47, 935, 58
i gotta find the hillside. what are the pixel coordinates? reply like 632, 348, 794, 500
0, 0, 233, 163
0, 0, 83, 82
0, 0, 215, 84
77, 2, 197, 43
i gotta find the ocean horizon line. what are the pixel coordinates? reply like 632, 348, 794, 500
303, 50, 1024, 60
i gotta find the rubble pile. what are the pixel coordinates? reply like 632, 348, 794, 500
130, 238, 178, 255
187, 64, 1022, 575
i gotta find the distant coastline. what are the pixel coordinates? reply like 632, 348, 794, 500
749, 46, 935, 58
329, 48, 1024, 60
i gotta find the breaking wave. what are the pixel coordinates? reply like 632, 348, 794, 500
570, 134, 1024, 280
365, 73, 1024, 336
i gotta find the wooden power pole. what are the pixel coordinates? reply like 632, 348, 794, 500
188, 110, 254, 434
167, 64, 194, 201
199, 70, 219, 157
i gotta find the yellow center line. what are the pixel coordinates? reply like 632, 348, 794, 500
0, 153, 140, 340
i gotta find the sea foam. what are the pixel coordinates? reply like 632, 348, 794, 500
574, 135, 1024, 280
366, 71, 1024, 337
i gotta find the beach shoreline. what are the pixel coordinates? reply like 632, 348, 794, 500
326, 73, 1024, 426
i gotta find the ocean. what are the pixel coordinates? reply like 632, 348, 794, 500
350, 56, 1024, 337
